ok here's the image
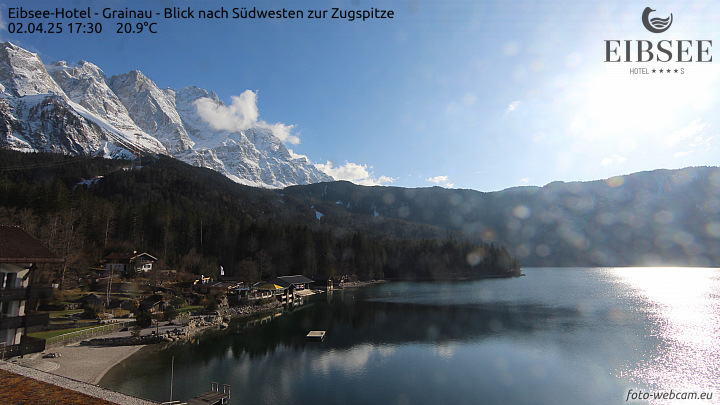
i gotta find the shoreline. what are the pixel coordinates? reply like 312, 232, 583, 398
382, 273, 524, 282
13, 341, 148, 386
15, 300, 288, 386
10, 287, 356, 399
92, 344, 146, 385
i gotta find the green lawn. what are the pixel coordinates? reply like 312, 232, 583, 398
28, 325, 99, 340
48, 309, 84, 319
178, 305, 203, 314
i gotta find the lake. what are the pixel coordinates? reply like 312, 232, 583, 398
100, 268, 720, 404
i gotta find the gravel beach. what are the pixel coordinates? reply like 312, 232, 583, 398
2, 306, 285, 403
0, 359, 158, 405
14, 342, 148, 384
0, 325, 174, 404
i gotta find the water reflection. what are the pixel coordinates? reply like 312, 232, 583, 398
100, 269, 720, 404
613, 268, 720, 399
162, 290, 584, 362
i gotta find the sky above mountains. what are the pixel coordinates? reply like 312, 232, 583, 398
3, 0, 720, 191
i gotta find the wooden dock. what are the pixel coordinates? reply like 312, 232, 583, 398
306, 330, 326, 341
186, 382, 230, 405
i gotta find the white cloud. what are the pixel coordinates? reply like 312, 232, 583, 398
193, 90, 300, 145
507, 100, 520, 112
600, 154, 627, 167
264, 122, 300, 145
673, 134, 716, 158
287, 149, 309, 162
427, 175, 449, 183
662, 119, 718, 158
316, 161, 395, 186
194, 90, 258, 132
664, 119, 708, 148
426, 175, 454, 188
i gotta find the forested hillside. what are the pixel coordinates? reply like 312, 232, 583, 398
285, 168, 720, 267
0, 150, 521, 287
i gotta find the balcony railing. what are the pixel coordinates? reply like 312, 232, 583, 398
0, 288, 27, 302
0, 313, 50, 330
0, 316, 22, 330
0, 286, 55, 302
0, 337, 46, 359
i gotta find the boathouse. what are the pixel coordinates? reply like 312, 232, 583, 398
253, 282, 290, 302
274, 275, 314, 291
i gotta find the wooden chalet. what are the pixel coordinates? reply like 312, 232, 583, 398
103, 252, 157, 274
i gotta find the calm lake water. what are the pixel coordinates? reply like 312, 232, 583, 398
100, 268, 720, 404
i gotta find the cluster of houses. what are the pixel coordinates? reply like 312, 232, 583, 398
102, 250, 333, 308
195, 274, 320, 306
0, 225, 350, 358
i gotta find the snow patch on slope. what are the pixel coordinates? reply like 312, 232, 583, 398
0, 42, 335, 189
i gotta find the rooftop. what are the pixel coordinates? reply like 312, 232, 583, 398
0, 226, 62, 264
103, 252, 157, 261
275, 275, 314, 285
0, 369, 118, 405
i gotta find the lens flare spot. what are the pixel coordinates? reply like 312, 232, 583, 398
654, 210, 674, 224
513, 205, 531, 219
707, 222, 720, 238
606, 176, 624, 187
673, 231, 694, 246
466, 250, 483, 266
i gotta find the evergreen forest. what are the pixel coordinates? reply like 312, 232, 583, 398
0, 149, 521, 288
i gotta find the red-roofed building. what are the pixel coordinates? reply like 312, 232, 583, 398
0, 226, 61, 357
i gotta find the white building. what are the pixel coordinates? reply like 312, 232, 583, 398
0, 226, 60, 356
103, 252, 157, 274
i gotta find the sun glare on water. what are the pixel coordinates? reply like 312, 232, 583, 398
612, 267, 720, 402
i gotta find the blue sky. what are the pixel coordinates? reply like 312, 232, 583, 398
3, 0, 720, 191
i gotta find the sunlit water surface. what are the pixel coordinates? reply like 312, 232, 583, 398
100, 268, 720, 404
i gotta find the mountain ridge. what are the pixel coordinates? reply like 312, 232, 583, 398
0, 145, 716, 268
0, 41, 332, 188
283, 166, 720, 267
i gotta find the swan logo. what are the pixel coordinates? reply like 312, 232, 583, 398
604, 7, 712, 66
642, 7, 673, 33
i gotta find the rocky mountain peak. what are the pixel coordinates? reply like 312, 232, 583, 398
0, 42, 66, 97
0, 42, 334, 188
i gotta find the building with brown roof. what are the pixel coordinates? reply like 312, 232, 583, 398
0, 226, 61, 357
103, 251, 157, 274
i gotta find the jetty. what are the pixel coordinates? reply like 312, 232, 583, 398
186, 382, 230, 405
306, 331, 326, 341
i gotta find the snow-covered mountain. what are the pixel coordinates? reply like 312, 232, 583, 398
0, 42, 333, 188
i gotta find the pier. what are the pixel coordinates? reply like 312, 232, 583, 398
185, 382, 230, 405
306, 330, 326, 341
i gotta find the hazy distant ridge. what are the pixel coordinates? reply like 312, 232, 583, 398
284, 166, 720, 267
